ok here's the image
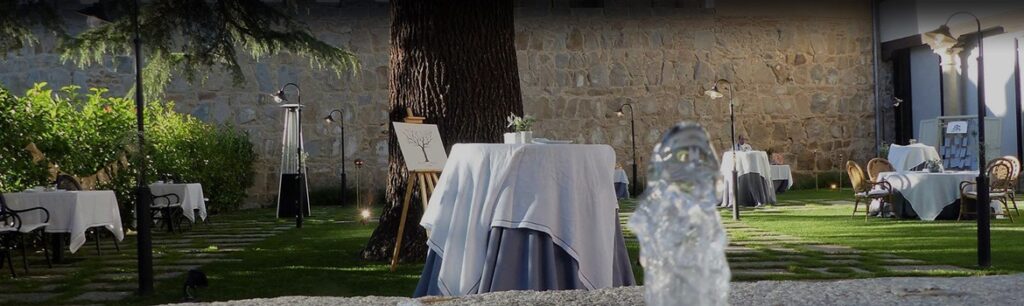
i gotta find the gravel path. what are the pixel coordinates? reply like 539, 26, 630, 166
171, 274, 1024, 306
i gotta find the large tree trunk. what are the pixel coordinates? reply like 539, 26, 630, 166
361, 0, 523, 261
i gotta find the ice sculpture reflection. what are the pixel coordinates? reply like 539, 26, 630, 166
628, 122, 730, 306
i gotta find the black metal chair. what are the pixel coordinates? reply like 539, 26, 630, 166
152, 193, 187, 233
0, 194, 51, 276
0, 210, 21, 278
54, 174, 119, 253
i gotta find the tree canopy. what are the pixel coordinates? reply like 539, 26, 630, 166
3, 0, 358, 98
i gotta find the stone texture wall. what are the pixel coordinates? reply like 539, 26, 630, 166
0, 1, 876, 206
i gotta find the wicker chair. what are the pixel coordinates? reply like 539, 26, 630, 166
959, 160, 1015, 222
998, 156, 1020, 216
848, 161, 894, 220
0, 194, 51, 276
54, 175, 120, 253
866, 158, 895, 182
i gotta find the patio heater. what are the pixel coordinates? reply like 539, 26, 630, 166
923, 11, 990, 268
77, 0, 154, 295
705, 79, 739, 220
615, 104, 639, 197
273, 83, 310, 228
324, 110, 347, 205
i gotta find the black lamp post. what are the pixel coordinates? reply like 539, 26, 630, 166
615, 104, 639, 197
78, 0, 153, 295
705, 79, 740, 220
272, 83, 305, 228
924, 11, 990, 268
324, 110, 347, 206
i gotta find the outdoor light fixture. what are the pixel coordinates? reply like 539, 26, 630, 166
78, 0, 155, 295
704, 79, 740, 221
324, 109, 347, 207
355, 159, 365, 224
830, 183, 838, 190
274, 83, 308, 228
615, 103, 639, 197
925, 11, 991, 268
360, 209, 371, 225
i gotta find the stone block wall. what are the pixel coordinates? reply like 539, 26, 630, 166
0, 0, 877, 206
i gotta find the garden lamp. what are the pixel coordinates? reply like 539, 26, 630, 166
615, 103, 639, 197
324, 109, 347, 207
704, 78, 740, 220
925, 11, 991, 268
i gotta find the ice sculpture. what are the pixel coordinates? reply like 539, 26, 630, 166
628, 122, 730, 306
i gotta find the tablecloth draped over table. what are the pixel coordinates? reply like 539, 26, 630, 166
720, 151, 776, 207
149, 183, 207, 222
876, 171, 1001, 220
614, 169, 629, 199
770, 165, 794, 193
420, 144, 620, 296
2, 191, 123, 253
888, 144, 941, 172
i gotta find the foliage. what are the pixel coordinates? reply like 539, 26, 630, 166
0, 0, 65, 54
0, 82, 255, 216
505, 113, 536, 132
53, 0, 358, 99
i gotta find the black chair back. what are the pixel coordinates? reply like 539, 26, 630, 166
55, 174, 81, 191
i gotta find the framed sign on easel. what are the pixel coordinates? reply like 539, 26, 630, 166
391, 108, 446, 271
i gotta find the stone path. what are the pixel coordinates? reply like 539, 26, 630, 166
0, 217, 294, 305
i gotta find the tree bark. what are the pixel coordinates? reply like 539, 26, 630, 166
361, 0, 523, 261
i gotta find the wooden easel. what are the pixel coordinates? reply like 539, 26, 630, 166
391, 108, 441, 272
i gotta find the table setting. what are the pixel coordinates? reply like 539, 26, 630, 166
719, 150, 776, 207
149, 181, 207, 223
2, 187, 123, 259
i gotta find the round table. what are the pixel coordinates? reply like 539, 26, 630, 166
887, 144, 940, 172
876, 171, 1002, 220
719, 151, 776, 207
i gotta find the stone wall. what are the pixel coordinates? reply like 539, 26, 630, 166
0, 1, 876, 206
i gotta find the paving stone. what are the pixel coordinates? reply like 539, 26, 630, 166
81, 282, 138, 290
802, 245, 861, 254
874, 253, 903, 259
732, 269, 795, 276
806, 267, 836, 275
774, 255, 811, 261
155, 271, 185, 280
731, 261, 797, 269
822, 259, 861, 266
71, 291, 133, 302
0, 292, 59, 303
176, 258, 243, 264
92, 273, 135, 281
725, 246, 760, 254
884, 265, 973, 272
763, 247, 801, 254
881, 258, 926, 264
849, 267, 872, 274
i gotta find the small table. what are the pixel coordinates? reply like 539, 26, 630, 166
149, 183, 207, 222
877, 171, 999, 220
613, 168, 629, 199
3, 190, 123, 261
416, 144, 635, 296
888, 144, 941, 172
770, 165, 794, 193
720, 151, 776, 207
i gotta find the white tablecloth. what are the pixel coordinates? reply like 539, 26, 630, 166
149, 183, 207, 222
2, 190, 123, 253
770, 165, 794, 190
877, 171, 998, 221
421, 143, 619, 296
720, 151, 773, 206
613, 168, 629, 184
888, 144, 941, 172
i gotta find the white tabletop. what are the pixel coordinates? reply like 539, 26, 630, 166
421, 143, 619, 296
888, 144, 941, 172
720, 150, 773, 206
614, 168, 629, 184
770, 165, 794, 190
877, 171, 983, 221
3, 190, 123, 253
149, 183, 207, 222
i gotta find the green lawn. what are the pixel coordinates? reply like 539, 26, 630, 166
736, 189, 1024, 274
111, 189, 1023, 304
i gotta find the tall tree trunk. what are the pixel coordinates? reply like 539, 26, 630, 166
361, 0, 523, 261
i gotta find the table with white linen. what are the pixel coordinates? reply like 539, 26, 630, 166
876, 171, 1000, 220
2, 190, 123, 253
149, 183, 207, 222
720, 151, 777, 207
770, 165, 794, 192
888, 144, 941, 172
415, 144, 635, 297
613, 168, 629, 198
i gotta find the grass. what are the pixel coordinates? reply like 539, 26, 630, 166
736, 189, 1024, 274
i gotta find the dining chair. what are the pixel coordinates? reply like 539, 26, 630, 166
847, 161, 893, 220
959, 160, 1014, 222
866, 158, 895, 182
0, 194, 52, 275
999, 155, 1020, 216
151, 192, 187, 234
0, 210, 21, 278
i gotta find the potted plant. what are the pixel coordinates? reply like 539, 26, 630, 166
505, 113, 536, 144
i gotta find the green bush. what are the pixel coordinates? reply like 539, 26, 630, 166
0, 82, 255, 218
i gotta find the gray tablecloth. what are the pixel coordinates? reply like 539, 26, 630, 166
733, 173, 777, 207
414, 220, 635, 297
615, 183, 629, 199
